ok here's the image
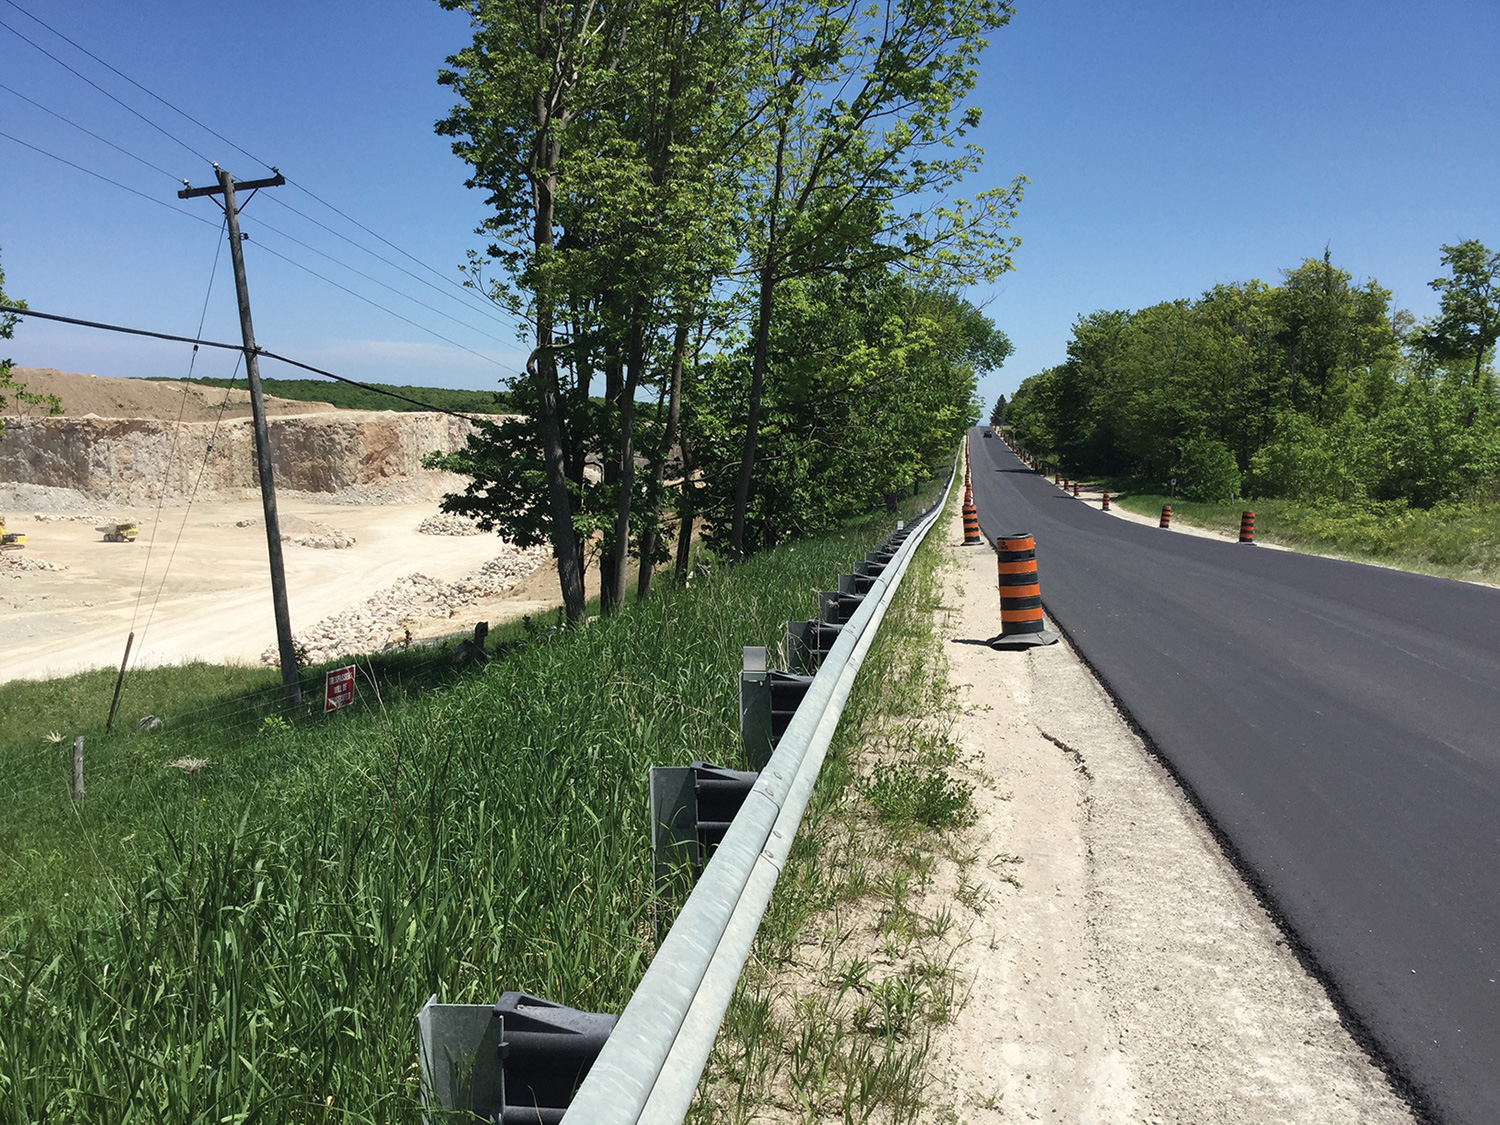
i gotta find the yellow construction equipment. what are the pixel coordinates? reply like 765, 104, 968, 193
99, 522, 138, 543
0, 515, 23, 551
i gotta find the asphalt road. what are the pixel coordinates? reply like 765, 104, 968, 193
967, 429, 1500, 1125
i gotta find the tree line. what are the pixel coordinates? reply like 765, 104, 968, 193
1005, 242, 1500, 507
424, 0, 1022, 621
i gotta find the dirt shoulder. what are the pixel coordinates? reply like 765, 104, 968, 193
924, 507, 1412, 1122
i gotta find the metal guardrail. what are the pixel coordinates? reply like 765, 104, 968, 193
560, 468, 956, 1124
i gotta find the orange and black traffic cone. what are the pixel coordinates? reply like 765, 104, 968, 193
962, 446, 982, 544
1239, 511, 1255, 544
1159, 504, 1172, 529
1072, 481, 1080, 497
962, 501, 982, 544
988, 534, 1060, 650
1102, 492, 1111, 511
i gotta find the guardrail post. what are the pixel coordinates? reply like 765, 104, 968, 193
650, 761, 763, 888
417, 992, 616, 1123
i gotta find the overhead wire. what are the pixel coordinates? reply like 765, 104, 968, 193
0, 129, 219, 228
132, 352, 243, 660
243, 214, 515, 344
0, 0, 273, 173
4, 0, 515, 367
284, 179, 505, 316
262, 194, 511, 326
3, 129, 506, 357
0, 14, 210, 170
0, 306, 506, 418
0, 81, 183, 183
244, 241, 509, 369
129, 220, 231, 651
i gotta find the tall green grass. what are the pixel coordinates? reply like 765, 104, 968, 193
1100, 480, 1500, 582
0, 492, 937, 1124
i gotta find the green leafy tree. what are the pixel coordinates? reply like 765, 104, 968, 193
1174, 435, 1241, 502
691, 270, 995, 550
0, 252, 59, 441
724, 0, 1024, 560
1419, 239, 1500, 388
1000, 247, 1500, 511
435, 0, 744, 618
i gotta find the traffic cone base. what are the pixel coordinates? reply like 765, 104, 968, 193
988, 533, 1059, 650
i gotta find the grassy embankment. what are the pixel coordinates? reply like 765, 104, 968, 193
1095, 477, 1500, 583
0, 482, 948, 1123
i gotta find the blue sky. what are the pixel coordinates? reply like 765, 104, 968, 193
2, 0, 1497, 411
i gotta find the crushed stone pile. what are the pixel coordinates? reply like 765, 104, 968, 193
3, 553, 67, 573
232, 515, 356, 549
289, 531, 357, 550
30, 513, 108, 523
261, 544, 549, 666
417, 512, 484, 536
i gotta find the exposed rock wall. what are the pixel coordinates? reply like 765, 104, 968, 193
0, 411, 474, 504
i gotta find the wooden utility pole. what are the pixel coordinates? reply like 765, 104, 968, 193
180, 166, 301, 708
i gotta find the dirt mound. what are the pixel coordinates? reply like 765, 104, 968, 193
8, 367, 338, 422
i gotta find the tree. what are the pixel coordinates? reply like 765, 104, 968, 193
689, 270, 994, 550
1420, 239, 1500, 388
435, 0, 744, 619
0, 251, 59, 441
1175, 435, 1240, 502
724, 0, 1024, 561
989, 394, 1007, 427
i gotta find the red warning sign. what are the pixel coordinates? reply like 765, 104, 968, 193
324, 664, 356, 713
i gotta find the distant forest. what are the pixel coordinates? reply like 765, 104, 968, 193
149, 376, 515, 415
1006, 241, 1500, 508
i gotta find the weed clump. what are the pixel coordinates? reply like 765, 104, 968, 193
864, 763, 974, 830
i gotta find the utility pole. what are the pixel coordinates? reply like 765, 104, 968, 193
180, 166, 301, 708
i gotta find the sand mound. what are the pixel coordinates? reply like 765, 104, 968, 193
7, 367, 338, 422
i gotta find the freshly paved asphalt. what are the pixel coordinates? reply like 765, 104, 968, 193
966, 429, 1500, 1125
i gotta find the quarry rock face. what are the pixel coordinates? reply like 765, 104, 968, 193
0, 411, 474, 503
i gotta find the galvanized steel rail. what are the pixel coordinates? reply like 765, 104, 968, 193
561, 469, 956, 1124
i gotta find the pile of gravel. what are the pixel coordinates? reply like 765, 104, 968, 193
260, 544, 549, 666
2, 553, 67, 573
289, 531, 357, 550
30, 513, 109, 523
417, 512, 484, 536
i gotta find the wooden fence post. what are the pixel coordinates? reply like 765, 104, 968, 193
72, 736, 83, 803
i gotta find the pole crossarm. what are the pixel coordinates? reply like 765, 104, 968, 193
178, 170, 285, 199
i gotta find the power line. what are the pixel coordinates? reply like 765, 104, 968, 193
0, 305, 507, 417
285, 179, 507, 316
244, 214, 515, 345
246, 241, 508, 369
1, 0, 519, 359
0, 81, 182, 183
0, 0, 274, 174
0, 129, 220, 228
263, 194, 511, 327
0, 15, 211, 170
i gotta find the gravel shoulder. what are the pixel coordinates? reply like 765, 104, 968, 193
925, 506, 1414, 1123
